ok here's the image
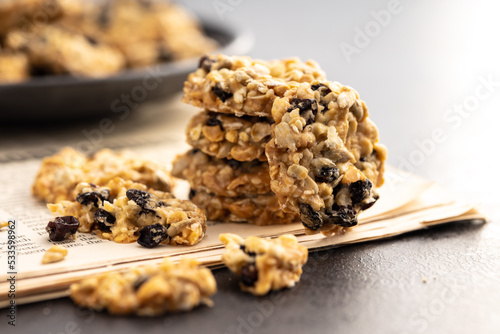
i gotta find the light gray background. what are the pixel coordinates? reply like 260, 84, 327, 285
3, 0, 500, 333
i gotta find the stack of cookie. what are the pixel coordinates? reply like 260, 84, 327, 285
173, 54, 387, 233
172, 54, 327, 225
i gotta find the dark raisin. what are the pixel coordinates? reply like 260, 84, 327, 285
138, 0, 152, 8
315, 166, 340, 183
299, 203, 323, 231
359, 194, 379, 211
126, 189, 150, 203
30, 65, 50, 76
76, 192, 101, 207
311, 84, 333, 112
359, 156, 368, 162
85, 35, 98, 46
137, 223, 168, 248
240, 245, 256, 257
320, 101, 330, 112
326, 205, 358, 227
240, 263, 258, 286
227, 159, 242, 169
98, 3, 111, 27
76, 188, 109, 207
158, 45, 173, 62
206, 115, 223, 129
311, 83, 332, 96
332, 184, 343, 198
350, 179, 373, 204
198, 55, 215, 72
189, 148, 200, 155
132, 276, 149, 291
337, 206, 358, 227
288, 98, 318, 125
126, 189, 158, 214
212, 83, 233, 102
188, 189, 197, 200
289, 98, 318, 113
46, 216, 80, 241
359, 199, 376, 211
94, 208, 116, 232
102, 189, 110, 200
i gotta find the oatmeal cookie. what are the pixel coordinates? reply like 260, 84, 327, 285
155, 2, 218, 61
70, 258, 216, 316
0, 0, 216, 80
0, 0, 81, 35
62, 0, 217, 68
0, 0, 46, 34
189, 190, 298, 226
220, 233, 308, 296
172, 149, 271, 197
265, 80, 386, 234
183, 54, 326, 117
0, 51, 29, 83
48, 179, 206, 246
185, 111, 272, 161
7, 25, 125, 77
32, 147, 174, 203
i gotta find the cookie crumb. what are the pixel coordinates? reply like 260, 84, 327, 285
42, 245, 68, 264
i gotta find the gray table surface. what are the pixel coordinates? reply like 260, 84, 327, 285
3, 0, 500, 333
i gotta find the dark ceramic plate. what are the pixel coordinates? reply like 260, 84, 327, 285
0, 17, 253, 121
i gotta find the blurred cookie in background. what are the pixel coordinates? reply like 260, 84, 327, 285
0, 0, 218, 82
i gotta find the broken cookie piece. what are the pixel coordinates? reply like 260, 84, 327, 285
220, 233, 308, 296
69, 258, 216, 316
42, 245, 68, 264
265, 80, 386, 234
47, 178, 206, 246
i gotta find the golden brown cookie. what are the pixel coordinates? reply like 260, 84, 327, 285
189, 190, 298, 226
185, 111, 272, 162
61, 0, 217, 68
6, 25, 125, 77
70, 258, 216, 316
47, 178, 206, 246
172, 149, 271, 197
32, 147, 174, 203
183, 54, 326, 117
